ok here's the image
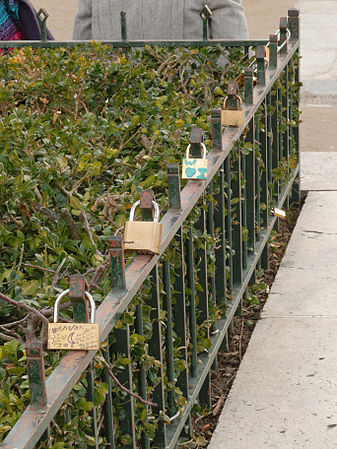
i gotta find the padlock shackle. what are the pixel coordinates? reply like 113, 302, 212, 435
129, 200, 160, 223
53, 289, 96, 324
223, 94, 243, 111
186, 142, 207, 159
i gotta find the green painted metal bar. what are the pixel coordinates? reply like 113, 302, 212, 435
245, 118, 256, 254
214, 165, 226, 307
256, 46, 266, 86
135, 305, 150, 449
148, 266, 167, 448
290, 47, 301, 205
267, 92, 273, 208
279, 17, 288, 54
255, 117, 261, 242
212, 109, 222, 150
0, 39, 268, 49
102, 345, 116, 449
195, 200, 211, 408
232, 147, 243, 286
241, 143, 248, 270
186, 226, 198, 378
163, 260, 176, 417
271, 87, 280, 205
114, 326, 136, 449
288, 9, 300, 40
269, 34, 278, 68
172, 227, 192, 440
121, 11, 127, 41
244, 68, 254, 105
260, 98, 269, 270
206, 181, 218, 368
168, 163, 182, 210
36, 9, 48, 42
109, 236, 126, 289
26, 341, 47, 406
200, 5, 212, 41
225, 156, 233, 294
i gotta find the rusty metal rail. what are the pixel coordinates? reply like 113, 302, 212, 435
1, 8, 300, 449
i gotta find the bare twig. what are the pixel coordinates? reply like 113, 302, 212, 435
1, 317, 28, 328
51, 258, 67, 289
212, 394, 225, 416
0, 325, 24, 344
37, 205, 58, 222
0, 292, 49, 328
22, 263, 57, 274
98, 356, 158, 407
0, 332, 17, 342
80, 210, 103, 257
89, 259, 110, 291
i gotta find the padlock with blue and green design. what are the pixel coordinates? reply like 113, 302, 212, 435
182, 143, 208, 180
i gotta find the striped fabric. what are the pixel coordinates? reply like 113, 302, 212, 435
0, 0, 22, 41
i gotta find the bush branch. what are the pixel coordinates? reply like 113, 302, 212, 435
98, 356, 157, 408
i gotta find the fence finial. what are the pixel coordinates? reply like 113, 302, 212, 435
200, 5, 212, 41
26, 341, 47, 406
37, 9, 49, 42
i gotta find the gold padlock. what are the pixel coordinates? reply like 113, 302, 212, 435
271, 207, 286, 219
124, 200, 162, 255
48, 289, 100, 351
221, 95, 244, 127
182, 143, 208, 180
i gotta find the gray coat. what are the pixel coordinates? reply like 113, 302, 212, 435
73, 0, 248, 40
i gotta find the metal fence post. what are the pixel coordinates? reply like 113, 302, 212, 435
211, 109, 222, 150
269, 34, 278, 68
244, 68, 254, 104
288, 9, 300, 40
110, 236, 126, 289
256, 46, 266, 86
26, 341, 47, 406
168, 163, 182, 210
279, 17, 288, 53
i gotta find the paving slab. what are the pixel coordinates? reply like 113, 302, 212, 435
208, 317, 337, 449
208, 190, 337, 449
301, 152, 337, 190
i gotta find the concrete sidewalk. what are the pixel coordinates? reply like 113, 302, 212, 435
208, 189, 337, 449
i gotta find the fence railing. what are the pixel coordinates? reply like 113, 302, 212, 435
1, 8, 300, 449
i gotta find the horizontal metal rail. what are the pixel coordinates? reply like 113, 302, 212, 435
0, 38, 268, 49
2, 24, 300, 447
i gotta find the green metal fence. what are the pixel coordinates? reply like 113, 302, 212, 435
1, 8, 300, 449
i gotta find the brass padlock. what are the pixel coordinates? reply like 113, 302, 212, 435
124, 200, 162, 255
271, 207, 286, 219
182, 143, 208, 180
48, 289, 100, 351
221, 95, 244, 127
